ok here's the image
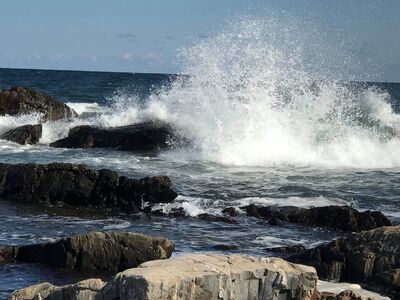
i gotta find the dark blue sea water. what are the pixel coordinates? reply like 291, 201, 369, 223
0, 68, 399, 298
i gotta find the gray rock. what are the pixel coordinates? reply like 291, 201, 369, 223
1, 124, 42, 145
0, 86, 77, 121
289, 225, 400, 298
1, 231, 175, 272
0, 163, 177, 212
10, 254, 318, 300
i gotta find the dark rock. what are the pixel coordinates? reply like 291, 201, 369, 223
288, 225, 400, 296
0, 86, 77, 121
268, 217, 282, 226
0, 231, 175, 272
0, 163, 177, 212
241, 205, 391, 232
319, 290, 374, 300
197, 213, 238, 224
0, 245, 17, 263
267, 245, 306, 254
50, 121, 186, 153
213, 244, 239, 251
222, 207, 239, 217
0, 124, 42, 145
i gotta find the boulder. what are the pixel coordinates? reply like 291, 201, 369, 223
0, 86, 77, 121
319, 290, 375, 300
0, 163, 177, 212
241, 205, 392, 232
10, 254, 318, 300
50, 121, 185, 153
1, 231, 174, 272
0, 124, 42, 145
288, 225, 400, 297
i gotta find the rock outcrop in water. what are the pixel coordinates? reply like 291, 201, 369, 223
0, 163, 177, 212
50, 121, 184, 153
0, 231, 174, 273
0, 124, 42, 145
10, 254, 318, 300
241, 205, 392, 232
0, 86, 77, 121
288, 225, 400, 298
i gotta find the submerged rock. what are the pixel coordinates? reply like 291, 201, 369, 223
0, 124, 42, 145
0, 86, 77, 121
0, 163, 177, 212
50, 121, 185, 153
10, 254, 318, 300
288, 225, 400, 297
241, 205, 392, 232
1, 231, 174, 272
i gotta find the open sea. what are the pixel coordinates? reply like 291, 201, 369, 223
1, 22, 400, 298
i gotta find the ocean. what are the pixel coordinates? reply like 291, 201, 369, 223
1, 22, 400, 297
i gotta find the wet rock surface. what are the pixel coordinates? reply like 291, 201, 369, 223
288, 225, 400, 298
1, 231, 175, 272
241, 205, 392, 232
0, 163, 177, 212
50, 121, 185, 153
0, 124, 42, 145
0, 86, 77, 121
10, 254, 318, 300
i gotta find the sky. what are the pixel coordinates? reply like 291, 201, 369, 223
0, 0, 400, 82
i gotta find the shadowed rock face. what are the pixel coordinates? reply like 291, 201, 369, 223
241, 204, 392, 232
0, 163, 177, 212
0, 86, 77, 121
288, 225, 400, 297
0, 231, 175, 272
10, 254, 318, 300
50, 121, 185, 153
0, 124, 42, 145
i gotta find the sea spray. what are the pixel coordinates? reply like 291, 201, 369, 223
140, 17, 400, 168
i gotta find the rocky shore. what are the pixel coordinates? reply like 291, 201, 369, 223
0, 86, 397, 299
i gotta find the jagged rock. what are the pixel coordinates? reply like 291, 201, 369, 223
289, 225, 400, 298
0, 124, 42, 145
241, 205, 392, 232
221, 207, 239, 217
0, 163, 177, 212
10, 254, 318, 300
1, 231, 174, 272
319, 290, 375, 300
0, 86, 77, 121
267, 244, 306, 254
50, 121, 185, 153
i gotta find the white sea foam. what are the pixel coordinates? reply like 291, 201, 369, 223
229, 196, 351, 209
133, 17, 400, 169
65, 102, 104, 115
0, 113, 42, 135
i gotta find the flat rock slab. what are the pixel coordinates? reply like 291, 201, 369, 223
0, 124, 42, 145
0, 86, 77, 121
1, 231, 175, 272
0, 163, 177, 212
10, 254, 318, 300
50, 121, 185, 153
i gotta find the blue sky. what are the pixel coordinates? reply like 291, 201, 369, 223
1, 0, 400, 81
